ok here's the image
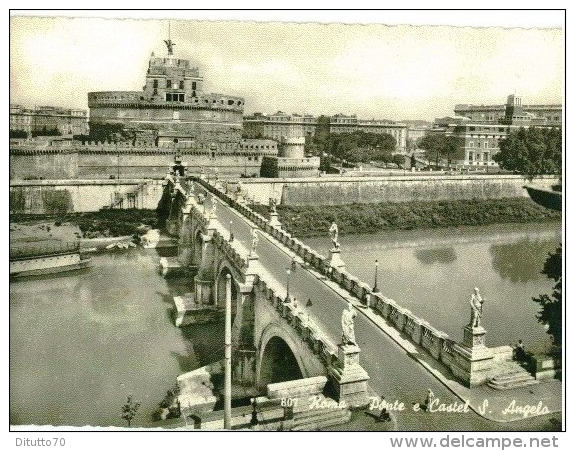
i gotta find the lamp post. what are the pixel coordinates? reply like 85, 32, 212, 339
373, 259, 380, 293
285, 268, 291, 303
229, 220, 234, 242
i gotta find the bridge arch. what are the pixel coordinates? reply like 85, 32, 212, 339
256, 323, 313, 389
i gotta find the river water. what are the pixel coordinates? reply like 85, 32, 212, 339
10, 222, 561, 427
9, 248, 224, 428
305, 222, 562, 353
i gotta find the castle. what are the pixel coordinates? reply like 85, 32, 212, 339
88, 39, 245, 148
10, 39, 282, 180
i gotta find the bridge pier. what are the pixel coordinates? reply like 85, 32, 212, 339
194, 219, 217, 306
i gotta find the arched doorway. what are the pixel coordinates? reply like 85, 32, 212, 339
259, 336, 303, 387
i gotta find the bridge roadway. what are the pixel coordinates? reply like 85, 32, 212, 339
196, 183, 558, 431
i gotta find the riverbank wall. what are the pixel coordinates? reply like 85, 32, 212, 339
9, 179, 164, 214
236, 174, 557, 206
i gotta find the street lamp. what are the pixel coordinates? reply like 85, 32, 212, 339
285, 268, 291, 303
373, 259, 380, 293
229, 220, 234, 242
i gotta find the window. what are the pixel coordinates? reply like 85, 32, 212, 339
166, 80, 172, 88
179, 80, 184, 90
484, 142, 488, 149
153, 79, 158, 88
469, 152, 474, 161
483, 152, 489, 161
469, 141, 474, 148
192, 82, 197, 90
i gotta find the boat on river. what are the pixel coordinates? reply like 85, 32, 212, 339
9, 240, 92, 280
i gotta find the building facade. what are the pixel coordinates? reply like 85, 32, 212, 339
243, 112, 318, 141
454, 95, 562, 127
10, 104, 89, 137
433, 95, 562, 167
245, 112, 408, 152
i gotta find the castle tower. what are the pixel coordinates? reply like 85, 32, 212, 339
260, 123, 320, 178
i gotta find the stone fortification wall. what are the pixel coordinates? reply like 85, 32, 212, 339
236, 175, 557, 206
10, 140, 279, 180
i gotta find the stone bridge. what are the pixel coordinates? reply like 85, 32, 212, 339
161, 174, 370, 407
159, 173, 552, 412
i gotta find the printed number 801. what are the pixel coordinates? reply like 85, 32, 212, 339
280, 398, 298, 407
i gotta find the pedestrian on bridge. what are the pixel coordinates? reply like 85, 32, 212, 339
378, 396, 391, 422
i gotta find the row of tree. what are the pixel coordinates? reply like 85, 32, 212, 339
10, 127, 62, 138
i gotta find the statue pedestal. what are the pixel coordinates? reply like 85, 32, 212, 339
269, 212, 282, 227
451, 325, 494, 387
236, 193, 246, 205
328, 344, 370, 408
245, 254, 260, 275
329, 248, 346, 271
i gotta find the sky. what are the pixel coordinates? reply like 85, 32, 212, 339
9, 11, 565, 122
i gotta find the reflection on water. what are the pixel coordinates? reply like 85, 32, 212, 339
305, 222, 561, 354
9, 248, 208, 427
490, 238, 559, 283
415, 247, 456, 264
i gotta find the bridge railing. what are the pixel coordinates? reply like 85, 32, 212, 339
192, 176, 471, 380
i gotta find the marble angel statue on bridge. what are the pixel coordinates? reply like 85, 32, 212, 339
469, 287, 484, 328
329, 222, 340, 250
341, 302, 357, 346
251, 228, 259, 255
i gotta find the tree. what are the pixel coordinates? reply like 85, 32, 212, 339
10, 129, 28, 139
326, 131, 396, 164
493, 127, 562, 181
419, 134, 463, 168
121, 395, 141, 427
443, 135, 463, 168
419, 134, 445, 167
393, 154, 406, 168
532, 245, 562, 347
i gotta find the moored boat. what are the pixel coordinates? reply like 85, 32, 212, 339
10, 241, 92, 280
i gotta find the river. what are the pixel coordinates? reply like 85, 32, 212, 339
9, 248, 223, 428
305, 221, 561, 353
9, 222, 561, 427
